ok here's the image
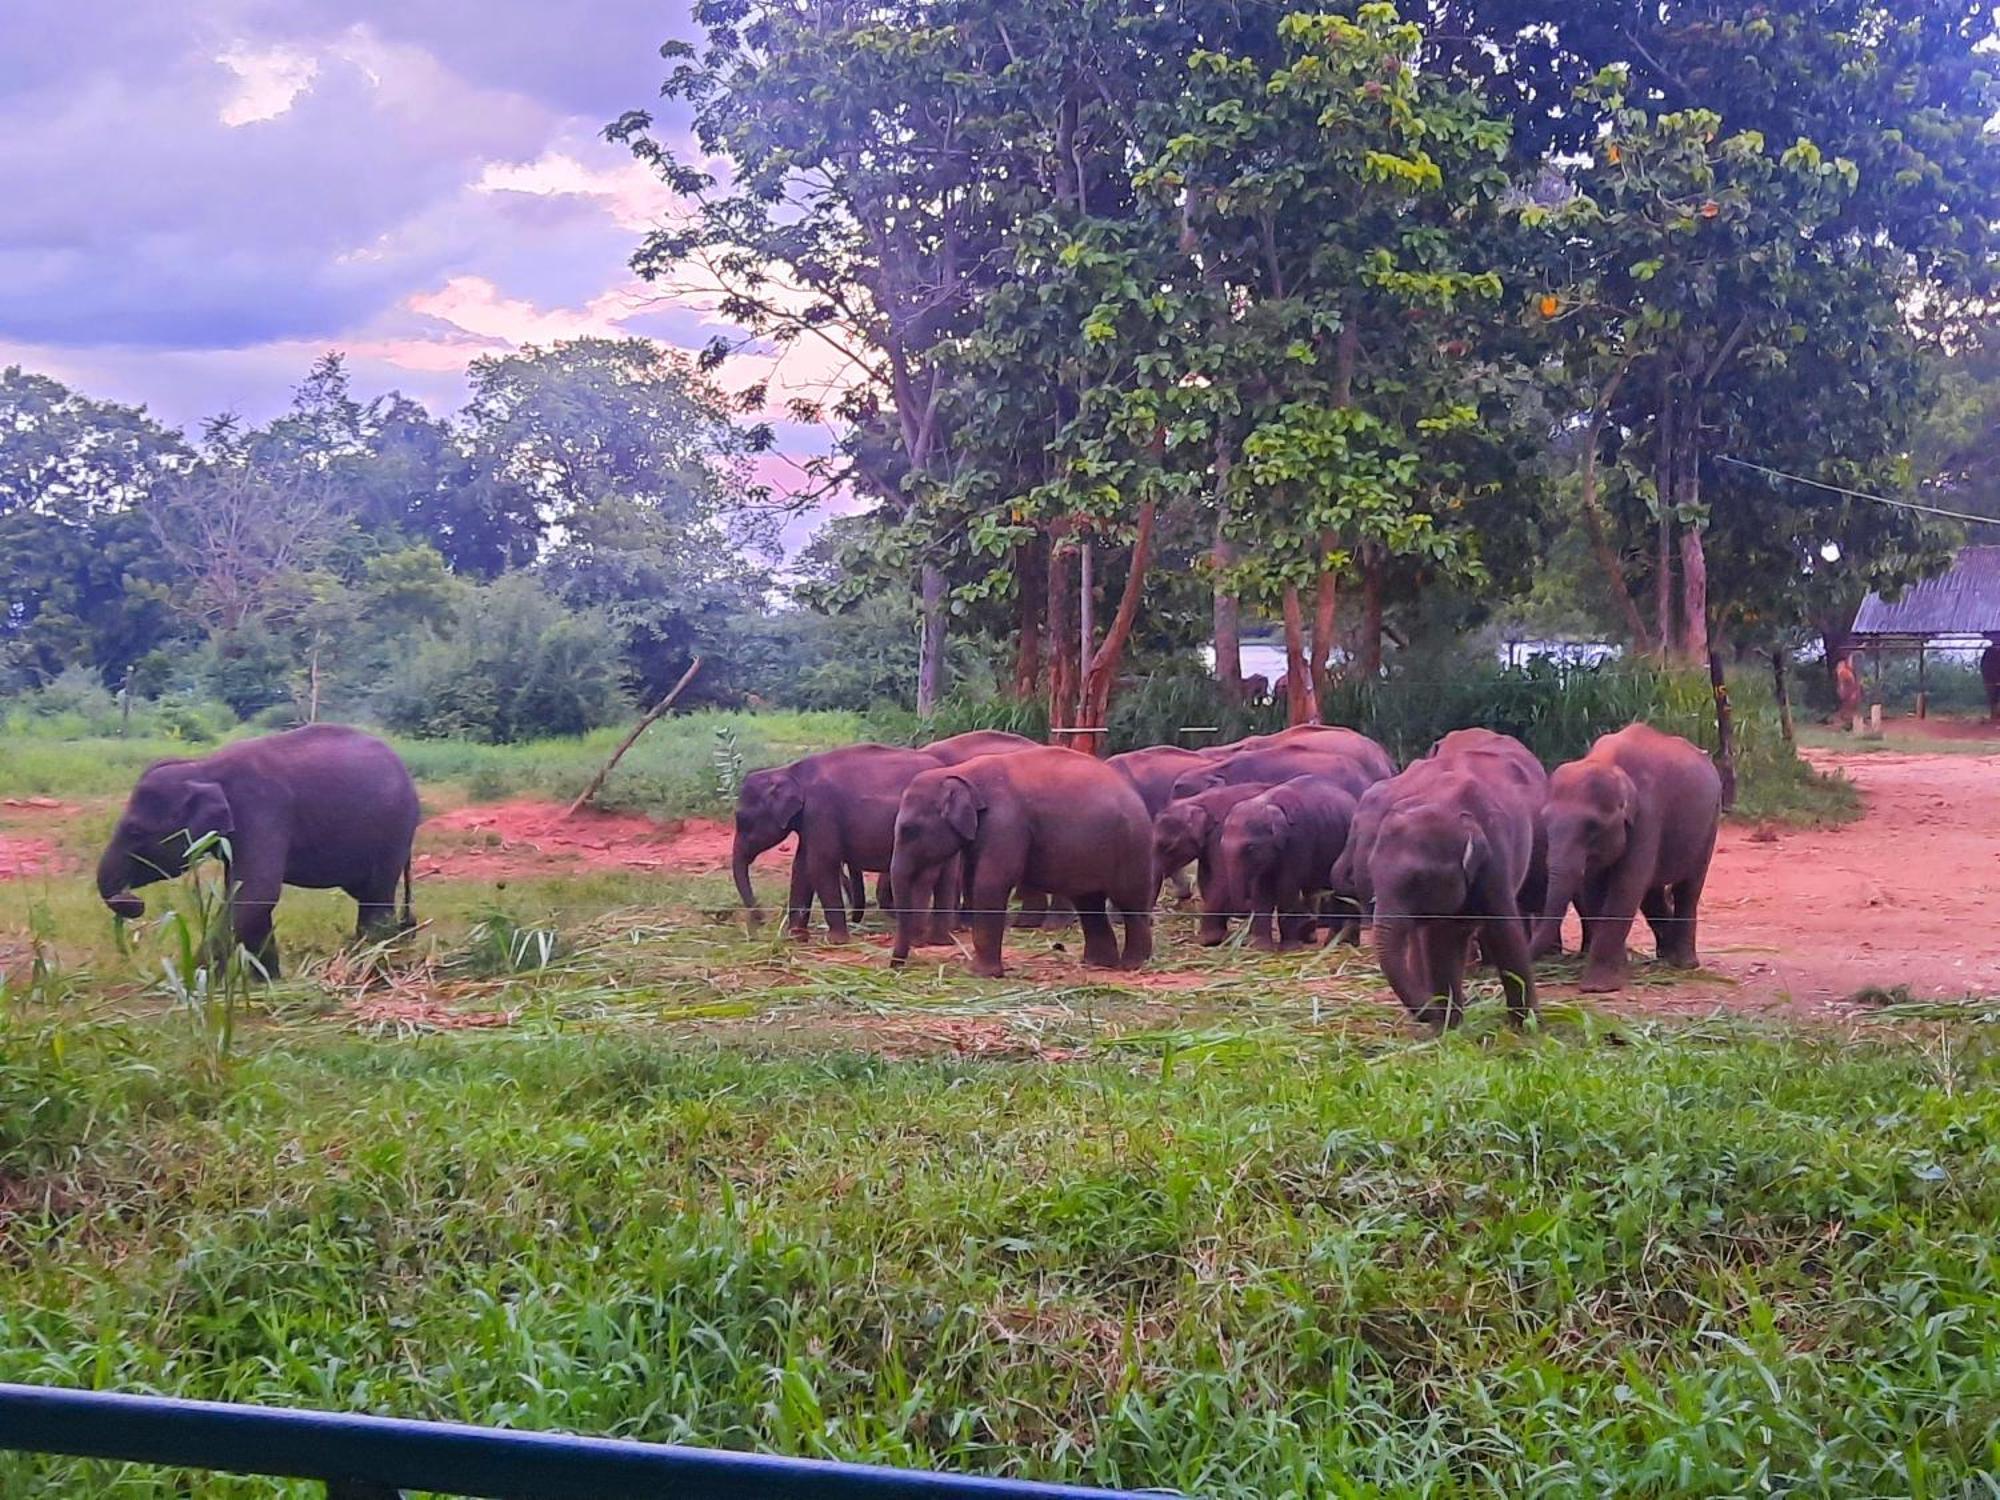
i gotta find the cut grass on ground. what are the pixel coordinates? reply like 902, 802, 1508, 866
2, 961, 1997, 1497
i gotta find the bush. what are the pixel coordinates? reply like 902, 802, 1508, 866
375, 575, 632, 743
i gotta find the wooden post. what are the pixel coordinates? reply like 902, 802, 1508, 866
566, 658, 703, 818
1917, 640, 1928, 719
1708, 648, 1736, 811
119, 666, 133, 738
307, 646, 321, 725
1771, 649, 1794, 745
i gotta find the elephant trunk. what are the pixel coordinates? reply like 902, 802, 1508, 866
888, 847, 925, 966
731, 831, 765, 927
1532, 857, 1583, 958
98, 847, 144, 920
1373, 911, 1430, 1018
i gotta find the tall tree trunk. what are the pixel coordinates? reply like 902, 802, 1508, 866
1281, 586, 1315, 726
1678, 457, 1709, 665
1578, 363, 1652, 653
1655, 364, 1677, 658
1077, 500, 1159, 755
1212, 431, 1242, 702
1077, 536, 1094, 727
1310, 536, 1338, 716
1358, 545, 1385, 677
916, 563, 947, 715
1046, 529, 1075, 744
1011, 532, 1045, 700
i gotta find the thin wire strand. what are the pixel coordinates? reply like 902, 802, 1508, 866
1716, 454, 2000, 527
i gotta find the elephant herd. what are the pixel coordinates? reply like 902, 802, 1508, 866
88, 717, 1724, 1030
732, 719, 1724, 1030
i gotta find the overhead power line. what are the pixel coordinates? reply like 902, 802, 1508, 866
1716, 454, 2000, 527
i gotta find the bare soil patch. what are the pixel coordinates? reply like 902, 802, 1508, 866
0, 796, 79, 880
416, 802, 756, 880
1626, 749, 2000, 1012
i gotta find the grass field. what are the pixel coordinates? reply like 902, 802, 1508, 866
1, 722, 1986, 1496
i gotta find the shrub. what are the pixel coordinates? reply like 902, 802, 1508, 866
375, 575, 631, 743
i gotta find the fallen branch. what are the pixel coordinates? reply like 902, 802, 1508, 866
566, 657, 703, 818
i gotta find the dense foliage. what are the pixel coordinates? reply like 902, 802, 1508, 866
613, 0, 1997, 731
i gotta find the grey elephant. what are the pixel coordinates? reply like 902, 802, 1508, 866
96, 724, 421, 977
890, 747, 1153, 977
1532, 723, 1722, 991
1213, 775, 1359, 949
1369, 770, 1541, 1031
1149, 782, 1273, 944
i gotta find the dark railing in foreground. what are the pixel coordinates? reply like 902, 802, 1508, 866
0, 1384, 1160, 1500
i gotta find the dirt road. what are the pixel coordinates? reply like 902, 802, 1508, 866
1685, 750, 2000, 1012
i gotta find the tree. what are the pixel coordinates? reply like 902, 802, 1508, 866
462, 338, 777, 701
612, 4, 1018, 714
0, 367, 192, 687
1138, 5, 1533, 718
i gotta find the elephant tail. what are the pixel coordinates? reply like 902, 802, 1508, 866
400, 858, 415, 930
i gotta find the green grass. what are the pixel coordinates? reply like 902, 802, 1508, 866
2, 942, 1998, 1496
0, 708, 862, 817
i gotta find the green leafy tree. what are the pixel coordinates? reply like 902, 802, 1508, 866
0, 367, 192, 688
460, 338, 776, 701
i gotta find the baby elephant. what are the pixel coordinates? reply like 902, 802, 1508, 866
1369, 770, 1540, 1031
1213, 776, 1358, 949
890, 747, 1153, 978
1533, 723, 1722, 991
96, 724, 421, 977
1150, 783, 1271, 945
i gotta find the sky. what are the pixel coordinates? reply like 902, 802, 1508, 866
0, 0, 843, 523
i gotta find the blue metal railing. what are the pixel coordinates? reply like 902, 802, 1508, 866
0, 1384, 1160, 1500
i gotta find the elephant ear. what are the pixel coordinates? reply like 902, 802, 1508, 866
771, 773, 807, 829
942, 776, 984, 842
179, 780, 234, 844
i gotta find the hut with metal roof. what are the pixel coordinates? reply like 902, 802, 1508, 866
1850, 545, 2000, 714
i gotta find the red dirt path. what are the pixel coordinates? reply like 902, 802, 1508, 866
415, 801, 758, 881
0, 797, 74, 880
1679, 749, 2000, 1010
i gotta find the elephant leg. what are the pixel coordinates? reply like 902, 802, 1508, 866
846, 862, 867, 926
1076, 894, 1120, 968
1420, 922, 1469, 1030
1639, 885, 1675, 963
348, 867, 402, 941
1195, 859, 1231, 946
1578, 865, 1646, 993
1479, 912, 1538, 1027
224, 853, 283, 980
808, 846, 851, 942
1012, 888, 1050, 930
1660, 869, 1707, 969
927, 858, 959, 946
965, 870, 1015, 978
785, 846, 815, 940
1246, 883, 1278, 951
1117, 896, 1154, 970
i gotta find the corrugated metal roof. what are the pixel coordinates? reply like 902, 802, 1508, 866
1852, 546, 2000, 637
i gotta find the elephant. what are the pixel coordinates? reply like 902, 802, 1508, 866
1531, 723, 1722, 992
1108, 744, 1218, 816
1113, 744, 1220, 903
95, 724, 420, 978
889, 747, 1153, 978
731, 744, 947, 941
1149, 782, 1273, 944
1368, 769, 1540, 1031
923, 729, 1042, 764
1330, 728, 1545, 943
1225, 723, 1390, 759
1170, 731, 1395, 805
1212, 776, 1359, 949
